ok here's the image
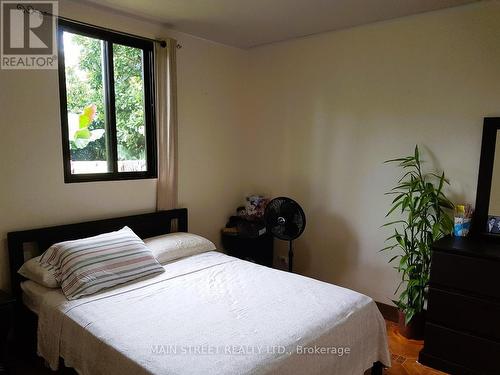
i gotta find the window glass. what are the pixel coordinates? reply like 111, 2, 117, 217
63, 31, 109, 174
113, 43, 147, 172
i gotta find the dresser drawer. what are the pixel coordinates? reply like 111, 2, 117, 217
430, 251, 500, 299
427, 288, 500, 340
423, 323, 500, 374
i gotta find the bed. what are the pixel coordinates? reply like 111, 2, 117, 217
8, 209, 390, 374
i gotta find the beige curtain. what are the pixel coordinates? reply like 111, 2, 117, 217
155, 39, 178, 211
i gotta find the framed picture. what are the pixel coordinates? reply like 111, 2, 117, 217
487, 215, 500, 233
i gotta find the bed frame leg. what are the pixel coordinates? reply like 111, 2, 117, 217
371, 361, 383, 375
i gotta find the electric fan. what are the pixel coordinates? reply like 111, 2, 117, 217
264, 197, 306, 272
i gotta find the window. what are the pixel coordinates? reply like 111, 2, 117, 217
57, 20, 156, 183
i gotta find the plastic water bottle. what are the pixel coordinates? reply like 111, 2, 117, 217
454, 205, 465, 236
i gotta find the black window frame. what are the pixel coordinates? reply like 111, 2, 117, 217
57, 19, 157, 183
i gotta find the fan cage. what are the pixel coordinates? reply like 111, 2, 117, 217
264, 197, 306, 241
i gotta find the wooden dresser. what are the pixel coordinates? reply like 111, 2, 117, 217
419, 236, 500, 374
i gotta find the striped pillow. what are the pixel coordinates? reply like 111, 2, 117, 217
40, 227, 164, 300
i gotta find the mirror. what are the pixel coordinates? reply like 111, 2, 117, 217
474, 117, 500, 235
488, 132, 500, 233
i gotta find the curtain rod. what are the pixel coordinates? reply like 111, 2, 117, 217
16, 4, 182, 49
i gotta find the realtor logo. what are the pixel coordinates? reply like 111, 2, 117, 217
1, 1, 58, 69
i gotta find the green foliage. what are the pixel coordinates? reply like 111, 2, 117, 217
65, 34, 146, 162
113, 44, 146, 161
69, 104, 105, 150
382, 146, 454, 325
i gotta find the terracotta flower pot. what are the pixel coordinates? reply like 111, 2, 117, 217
398, 310, 425, 340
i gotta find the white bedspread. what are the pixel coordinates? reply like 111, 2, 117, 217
37, 251, 390, 375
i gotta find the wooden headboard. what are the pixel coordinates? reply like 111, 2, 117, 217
7, 209, 187, 300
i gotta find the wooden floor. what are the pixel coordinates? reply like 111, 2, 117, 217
384, 321, 447, 375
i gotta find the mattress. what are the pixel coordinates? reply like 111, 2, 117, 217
34, 251, 390, 375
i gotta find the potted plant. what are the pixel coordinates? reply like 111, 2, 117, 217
382, 146, 453, 339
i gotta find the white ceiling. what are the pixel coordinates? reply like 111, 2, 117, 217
82, 0, 479, 48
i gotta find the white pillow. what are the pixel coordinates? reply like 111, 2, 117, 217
144, 232, 216, 264
18, 256, 59, 288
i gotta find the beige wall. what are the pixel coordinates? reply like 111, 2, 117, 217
0, 0, 249, 290
244, 1, 500, 303
2, 1, 500, 305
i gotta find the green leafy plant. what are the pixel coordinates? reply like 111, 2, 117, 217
382, 145, 453, 324
68, 104, 105, 150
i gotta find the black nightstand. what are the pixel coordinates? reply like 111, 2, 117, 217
221, 230, 274, 267
0, 291, 15, 374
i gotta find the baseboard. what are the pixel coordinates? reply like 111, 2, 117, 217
375, 301, 398, 322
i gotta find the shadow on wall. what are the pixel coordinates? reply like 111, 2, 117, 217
294, 208, 359, 286
422, 144, 470, 206
267, 93, 364, 286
